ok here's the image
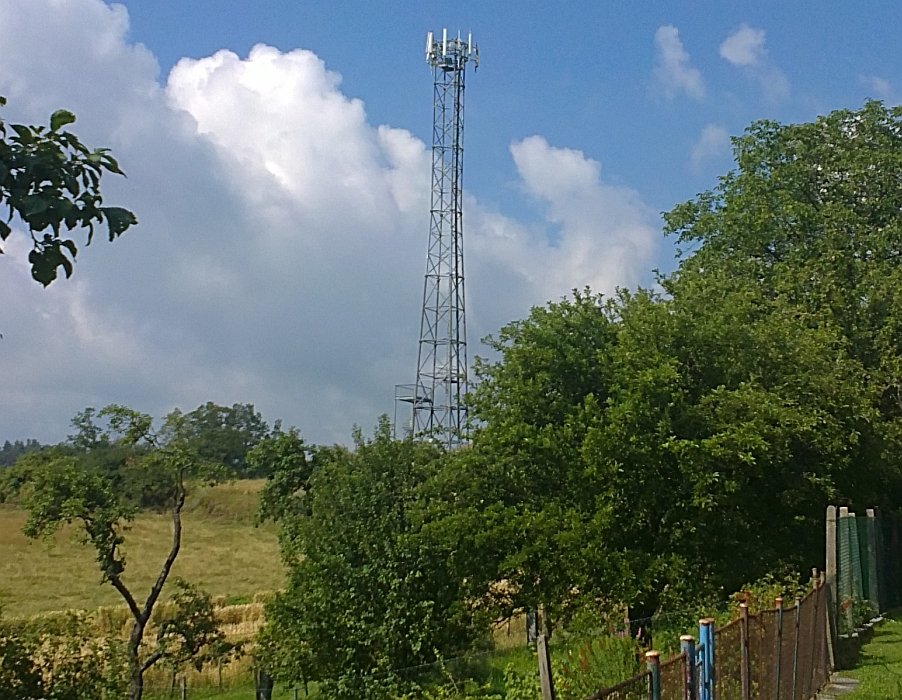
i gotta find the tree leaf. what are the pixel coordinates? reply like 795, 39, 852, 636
101, 206, 137, 239
50, 109, 76, 132
10, 124, 34, 143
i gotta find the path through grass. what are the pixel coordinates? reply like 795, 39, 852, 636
844, 611, 902, 699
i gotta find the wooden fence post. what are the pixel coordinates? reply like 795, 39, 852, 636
790, 598, 801, 700
537, 633, 556, 700
774, 596, 784, 700
740, 604, 750, 700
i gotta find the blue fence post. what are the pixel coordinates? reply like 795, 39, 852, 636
646, 650, 662, 700
699, 618, 716, 700
681, 635, 697, 700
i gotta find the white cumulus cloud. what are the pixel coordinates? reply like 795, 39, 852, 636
691, 124, 731, 168
0, 0, 659, 445
719, 25, 766, 67
719, 24, 789, 102
652, 25, 705, 101
860, 75, 898, 104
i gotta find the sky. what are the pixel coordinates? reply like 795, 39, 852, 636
1, 0, 900, 445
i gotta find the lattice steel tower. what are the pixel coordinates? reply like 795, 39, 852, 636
398, 30, 477, 448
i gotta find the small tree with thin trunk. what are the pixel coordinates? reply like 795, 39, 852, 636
18, 405, 224, 700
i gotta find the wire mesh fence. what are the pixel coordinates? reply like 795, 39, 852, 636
831, 506, 902, 632
583, 577, 832, 700
585, 670, 651, 700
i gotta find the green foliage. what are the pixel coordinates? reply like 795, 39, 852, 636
156, 578, 239, 675
553, 635, 642, 700
0, 96, 136, 285
0, 609, 128, 700
252, 428, 314, 567
11, 404, 228, 700
20, 454, 137, 581
258, 418, 491, 699
729, 571, 809, 614
171, 402, 272, 478
446, 101, 902, 628
0, 438, 42, 467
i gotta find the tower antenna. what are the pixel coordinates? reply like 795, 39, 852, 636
395, 29, 475, 448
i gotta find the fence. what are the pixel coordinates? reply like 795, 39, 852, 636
553, 576, 831, 700
565, 504, 902, 700
826, 506, 902, 634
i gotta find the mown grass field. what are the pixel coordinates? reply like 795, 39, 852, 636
0, 480, 284, 617
845, 612, 902, 699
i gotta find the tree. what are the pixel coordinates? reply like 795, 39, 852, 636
454, 102, 902, 624
15, 405, 224, 700
0, 438, 42, 467
663, 100, 902, 511
257, 419, 490, 699
174, 402, 272, 478
0, 96, 136, 285
155, 579, 237, 692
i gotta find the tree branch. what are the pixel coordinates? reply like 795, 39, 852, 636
140, 480, 185, 623
140, 649, 164, 673
110, 573, 143, 623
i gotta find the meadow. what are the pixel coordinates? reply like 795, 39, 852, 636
0, 479, 284, 617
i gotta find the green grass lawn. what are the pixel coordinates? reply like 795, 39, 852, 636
844, 612, 902, 699
0, 480, 284, 617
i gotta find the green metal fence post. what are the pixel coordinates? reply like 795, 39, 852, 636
839, 507, 854, 632
646, 651, 662, 700
681, 635, 697, 700
849, 511, 865, 602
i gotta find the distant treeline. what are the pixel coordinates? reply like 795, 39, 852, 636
0, 439, 43, 467
1, 402, 281, 507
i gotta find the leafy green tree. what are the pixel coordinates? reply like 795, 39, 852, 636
15, 405, 225, 700
258, 419, 490, 699
457, 290, 681, 624
663, 100, 902, 512
0, 438, 42, 467
0, 97, 136, 285
155, 579, 238, 690
173, 402, 272, 477
251, 428, 315, 566
456, 102, 902, 624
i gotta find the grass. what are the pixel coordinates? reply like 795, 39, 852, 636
844, 611, 902, 699
0, 480, 284, 617
144, 682, 306, 699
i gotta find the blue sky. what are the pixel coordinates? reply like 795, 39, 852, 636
0, 1, 899, 444
120, 1, 902, 222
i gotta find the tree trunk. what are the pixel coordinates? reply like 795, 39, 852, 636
128, 661, 144, 700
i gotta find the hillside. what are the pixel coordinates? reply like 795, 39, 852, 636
0, 479, 284, 617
